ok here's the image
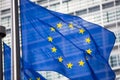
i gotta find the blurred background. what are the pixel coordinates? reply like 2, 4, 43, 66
0, 0, 120, 80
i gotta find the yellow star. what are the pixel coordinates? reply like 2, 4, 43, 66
86, 49, 92, 54
69, 23, 73, 29
86, 37, 91, 43
48, 36, 53, 42
79, 28, 85, 34
58, 56, 63, 62
51, 47, 57, 53
50, 27, 55, 32
36, 77, 40, 80
67, 62, 73, 69
57, 23, 62, 29
78, 60, 85, 66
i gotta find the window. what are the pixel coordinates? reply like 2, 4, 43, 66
76, 9, 87, 16
118, 32, 120, 42
116, 77, 120, 80
69, 12, 74, 15
63, 0, 71, 3
88, 0, 100, 6
102, 2, 114, 9
118, 55, 120, 66
6, 29, 11, 34
1, 16, 11, 29
103, 10, 116, 23
110, 53, 120, 68
89, 6, 100, 13
115, 0, 120, 6
37, 0, 48, 4
62, 0, 70, 12
102, 0, 109, 1
49, 3, 60, 11
116, 8, 120, 20
104, 23, 116, 29
110, 56, 117, 67
1, 8, 10, 15
115, 32, 120, 43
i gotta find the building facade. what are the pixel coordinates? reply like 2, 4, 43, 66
0, 0, 120, 80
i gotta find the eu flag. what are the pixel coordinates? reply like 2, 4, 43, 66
20, 0, 116, 80
4, 43, 11, 80
3, 43, 46, 80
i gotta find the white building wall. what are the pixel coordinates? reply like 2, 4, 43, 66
0, 0, 120, 80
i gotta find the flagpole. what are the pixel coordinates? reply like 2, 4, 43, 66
0, 26, 6, 80
11, 0, 21, 79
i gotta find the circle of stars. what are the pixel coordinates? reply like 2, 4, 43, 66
47, 22, 93, 69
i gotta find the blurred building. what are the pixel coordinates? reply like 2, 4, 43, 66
0, 0, 120, 80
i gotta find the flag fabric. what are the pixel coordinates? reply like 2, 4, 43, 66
20, 0, 116, 80
3, 43, 46, 80
21, 68, 46, 80
4, 43, 11, 80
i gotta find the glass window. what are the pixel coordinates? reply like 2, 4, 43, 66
89, 5, 100, 13
88, 0, 100, 6
118, 22, 120, 26
6, 28, 11, 34
102, 2, 114, 9
1, 16, 11, 29
62, 0, 71, 3
118, 32, 120, 42
69, 12, 74, 15
37, 0, 48, 4
116, 7, 120, 20
68, 0, 79, 12
116, 77, 120, 80
115, 32, 120, 43
110, 55, 117, 67
76, 9, 87, 16
102, 0, 109, 1
109, 53, 120, 68
49, 3, 60, 11
103, 10, 116, 23
1, 8, 10, 15
62, 0, 69, 12
115, 0, 120, 6
104, 23, 116, 29
118, 55, 120, 66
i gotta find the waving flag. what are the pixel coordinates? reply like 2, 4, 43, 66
4, 43, 11, 80
20, 0, 116, 80
3, 43, 46, 80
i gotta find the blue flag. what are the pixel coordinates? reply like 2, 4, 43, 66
20, 0, 116, 80
3, 43, 46, 80
4, 43, 11, 80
